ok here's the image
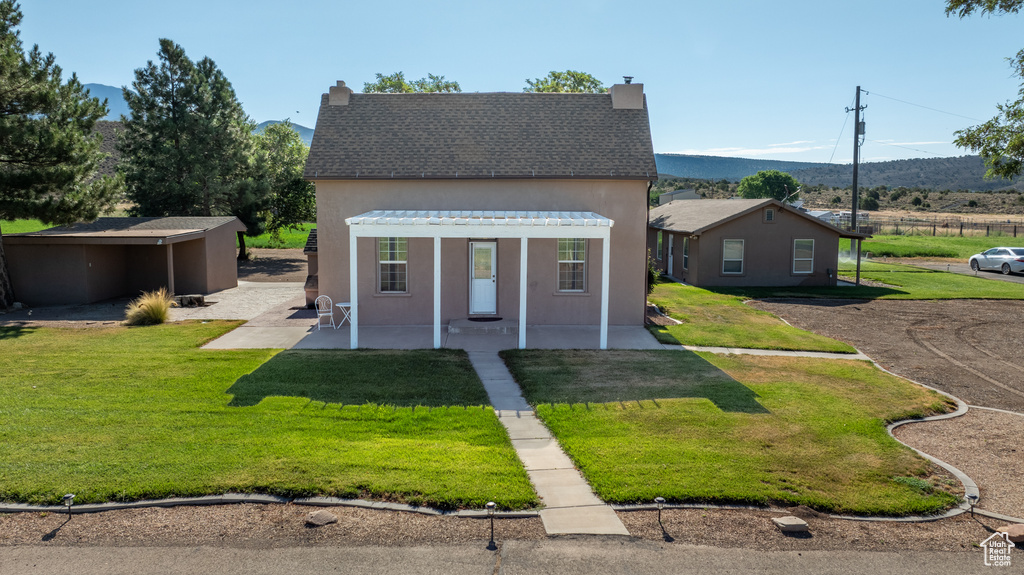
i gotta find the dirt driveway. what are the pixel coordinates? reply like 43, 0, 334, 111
749, 299, 1024, 412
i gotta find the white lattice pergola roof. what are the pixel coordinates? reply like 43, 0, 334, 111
346, 210, 613, 238
344, 210, 614, 350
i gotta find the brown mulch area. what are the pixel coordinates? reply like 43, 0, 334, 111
748, 298, 1024, 413
0, 504, 1011, 552
644, 303, 677, 326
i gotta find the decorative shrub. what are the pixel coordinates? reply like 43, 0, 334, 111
124, 288, 176, 326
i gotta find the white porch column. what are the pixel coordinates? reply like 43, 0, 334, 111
349, 231, 359, 349
433, 236, 441, 349
600, 233, 610, 350
519, 237, 528, 349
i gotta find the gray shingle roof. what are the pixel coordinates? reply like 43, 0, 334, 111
649, 199, 868, 238
304, 92, 657, 181
17, 217, 244, 235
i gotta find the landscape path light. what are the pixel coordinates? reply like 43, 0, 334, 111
966, 494, 979, 517
486, 501, 497, 550
654, 496, 665, 525
62, 494, 75, 521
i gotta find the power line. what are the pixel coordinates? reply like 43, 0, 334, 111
828, 105, 853, 164
862, 90, 984, 122
864, 138, 942, 155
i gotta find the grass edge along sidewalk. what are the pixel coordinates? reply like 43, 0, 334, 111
0, 322, 537, 510
501, 348, 960, 516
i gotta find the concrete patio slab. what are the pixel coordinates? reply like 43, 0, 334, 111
540, 506, 631, 536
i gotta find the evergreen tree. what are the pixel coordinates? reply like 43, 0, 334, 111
0, 0, 119, 308
118, 39, 269, 259
255, 120, 316, 239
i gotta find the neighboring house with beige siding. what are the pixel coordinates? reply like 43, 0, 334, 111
304, 80, 657, 349
648, 199, 867, 287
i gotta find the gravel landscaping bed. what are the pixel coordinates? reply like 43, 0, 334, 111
0, 504, 1012, 552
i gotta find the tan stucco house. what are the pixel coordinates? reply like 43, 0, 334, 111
3, 216, 244, 306
304, 80, 657, 349
648, 199, 868, 287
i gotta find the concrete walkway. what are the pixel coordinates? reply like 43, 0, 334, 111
468, 351, 630, 536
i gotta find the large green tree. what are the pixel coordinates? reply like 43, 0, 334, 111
255, 120, 316, 239
118, 39, 269, 259
736, 170, 801, 202
524, 70, 606, 93
0, 0, 119, 308
363, 72, 461, 93
947, 0, 1024, 179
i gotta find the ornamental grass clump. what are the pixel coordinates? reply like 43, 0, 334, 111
124, 288, 176, 326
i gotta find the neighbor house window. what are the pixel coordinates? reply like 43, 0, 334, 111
378, 237, 408, 293
765, 208, 775, 222
722, 239, 744, 274
656, 231, 663, 260
793, 239, 814, 274
682, 237, 689, 269
558, 238, 586, 292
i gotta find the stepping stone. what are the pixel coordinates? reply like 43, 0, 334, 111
771, 515, 809, 533
997, 524, 1024, 543
305, 509, 338, 526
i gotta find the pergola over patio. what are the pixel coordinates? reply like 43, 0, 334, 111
345, 210, 615, 350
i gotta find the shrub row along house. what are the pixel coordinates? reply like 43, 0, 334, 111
304, 80, 657, 349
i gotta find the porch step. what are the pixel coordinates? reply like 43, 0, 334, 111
447, 318, 519, 335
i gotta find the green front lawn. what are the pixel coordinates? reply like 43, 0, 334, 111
647, 280, 857, 352
502, 349, 959, 516
0, 324, 536, 509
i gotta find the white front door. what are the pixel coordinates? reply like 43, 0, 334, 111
469, 241, 497, 315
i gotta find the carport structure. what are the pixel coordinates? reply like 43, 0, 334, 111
345, 210, 614, 350
3, 217, 245, 306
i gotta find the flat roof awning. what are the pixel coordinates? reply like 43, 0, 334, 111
346, 210, 613, 238
345, 210, 615, 350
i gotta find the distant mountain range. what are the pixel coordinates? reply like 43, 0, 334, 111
84, 83, 313, 145
655, 153, 1023, 192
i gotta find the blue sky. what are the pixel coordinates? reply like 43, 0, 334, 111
18, 0, 1023, 164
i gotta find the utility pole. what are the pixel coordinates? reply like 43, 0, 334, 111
846, 86, 866, 286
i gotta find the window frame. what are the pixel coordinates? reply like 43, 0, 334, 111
682, 236, 689, 270
656, 231, 663, 260
557, 238, 587, 292
793, 238, 814, 274
377, 237, 409, 294
722, 238, 744, 275
764, 208, 776, 223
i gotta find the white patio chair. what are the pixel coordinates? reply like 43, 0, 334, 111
335, 302, 352, 327
315, 295, 335, 330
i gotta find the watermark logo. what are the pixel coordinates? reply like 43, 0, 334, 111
981, 532, 1014, 567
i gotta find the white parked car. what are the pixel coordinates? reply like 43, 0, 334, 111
969, 247, 1024, 275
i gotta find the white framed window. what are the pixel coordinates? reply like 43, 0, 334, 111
793, 239, 814, 274
722, 239, 744, 274
682, 237, 689, 269
765, 208, 775, 222
557, 238, 586, 292
378, 237, 408, 293
656, 231, 663, 260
